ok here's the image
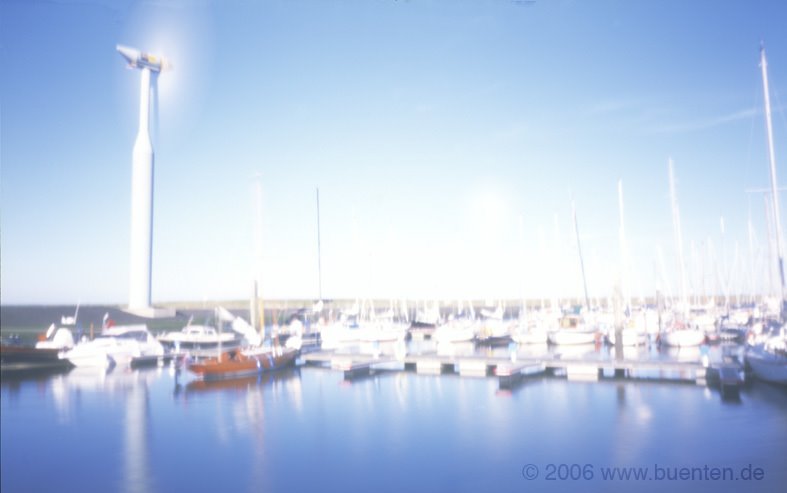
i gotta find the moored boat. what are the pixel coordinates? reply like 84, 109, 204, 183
745, 331, 787, 385
158, 324, 242, 355
661, 326, 706, 347
64, 325, 164, 369
607, 327, 648, 347
1, 324, 76, 373
187, 346, 299, 381
512, 328, 548, 345
356, 320, 408, 343
432, 319, 476, 344
0, 343, 74, 372
548, 314, 598, 345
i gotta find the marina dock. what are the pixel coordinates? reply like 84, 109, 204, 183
300, 350, 736, 392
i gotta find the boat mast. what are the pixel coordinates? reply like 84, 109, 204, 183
316, 187, 323, 302
571, 197, 591, 310
668, 158, 689, 318
552, 213, 562, 312
747, 208, 756, 303
760, 44, 785, 305
253, 175, 266, 342
617, 179, 630, 313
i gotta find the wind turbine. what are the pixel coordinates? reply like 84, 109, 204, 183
117, 44, 171, 315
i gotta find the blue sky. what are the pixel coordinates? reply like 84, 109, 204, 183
2, 0, 786, 305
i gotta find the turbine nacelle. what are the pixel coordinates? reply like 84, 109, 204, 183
116, 44, 171, 72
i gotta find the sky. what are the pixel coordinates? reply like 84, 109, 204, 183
1, 0, 787, 305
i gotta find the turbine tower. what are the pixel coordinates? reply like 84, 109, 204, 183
117, 44, 170, 315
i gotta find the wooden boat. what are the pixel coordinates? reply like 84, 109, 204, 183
184, 367, 300, 394
187, 346, 298, 381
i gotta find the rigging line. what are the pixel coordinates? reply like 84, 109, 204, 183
772, 87, 787, 140
745, 74, 759, 176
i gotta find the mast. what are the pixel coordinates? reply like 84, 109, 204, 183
571, 198, 591, 310
538, 226, 547, 310
316, 187, 323, 301
669, 158, 689, 318
747, 209, 756, 303
765, 195, 776, 297
617, 179, 630, 312
253, 175, 265, 341
760, 44, 785, 304
552, 213, 561, 312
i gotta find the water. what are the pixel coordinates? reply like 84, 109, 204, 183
2, 352, 786, 493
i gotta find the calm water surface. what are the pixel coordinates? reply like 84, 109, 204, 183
2, 348, 786, 493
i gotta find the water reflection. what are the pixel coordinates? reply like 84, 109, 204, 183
551, 343, 599, 359
123, 375, 154, 493
512, 342, 549, 358
663, 345, 702, 362
4, 341, 787, 493
181, 368, 299, 395
44, 367, 160, 493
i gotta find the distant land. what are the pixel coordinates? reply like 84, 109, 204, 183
1, 294, 751, 340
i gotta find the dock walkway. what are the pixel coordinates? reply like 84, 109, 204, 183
301, 351, 726, 389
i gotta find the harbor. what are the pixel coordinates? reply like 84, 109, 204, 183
2, 335, 786, 493
4, 1, 787, 492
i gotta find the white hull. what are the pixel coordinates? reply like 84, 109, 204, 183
357, 323, 408, 342
548, 330, 597, 346
662, 329, 705, 347
607, 328, 647, 346
159, 325, 240, 353
512, 329, 548, 345
67, 325, 164, 368
67, 352, 115, 369
746, 344, 787, 385
35, 327, 75, 350
476, 319, 512, 341
66, 344, 133, 368
432, 326, 476, 344
320, 325, 361, 348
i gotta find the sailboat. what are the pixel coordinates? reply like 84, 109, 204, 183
661, 160, 705, 347
745, 44, 787, 385
432, 300, 477, 343
607, 180, 648, 347
475, 303, 514, 345
512, 308, 549, 345
548, 200, 599, 345
607, 310, 651, 346
548, 311, 598, 345
746, 329, 787, 384
186, 308, 299, 381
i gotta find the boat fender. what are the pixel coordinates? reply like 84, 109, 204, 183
267, 353, 274, 369
256, 358, 261, 369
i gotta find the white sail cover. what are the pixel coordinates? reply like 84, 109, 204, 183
216, 306, 262, 346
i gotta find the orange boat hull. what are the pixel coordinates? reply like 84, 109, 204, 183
187, 348, 298, 381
